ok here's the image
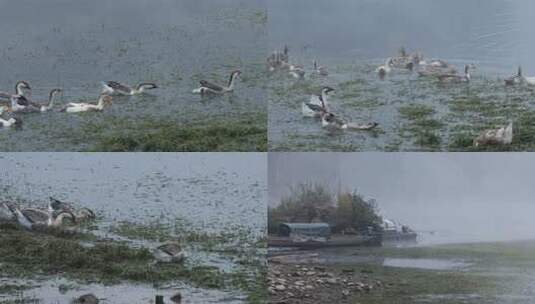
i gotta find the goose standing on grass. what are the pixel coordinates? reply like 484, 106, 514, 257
153, 242, 187, 263
192, 70, 241, 95
303, 87, 334, 117
473, 122, 513, 147
59, 94, 112, 113
101, 81, 158, 96
437, 65, 473, 83
321, 112, 379, 131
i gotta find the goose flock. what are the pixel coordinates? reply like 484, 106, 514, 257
270, 45, 528, 147
0, 196, 95, 230
0, 71, 242, 129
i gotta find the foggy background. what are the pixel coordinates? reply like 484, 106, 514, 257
269, 0, 535, 75
269, 153, 535, 244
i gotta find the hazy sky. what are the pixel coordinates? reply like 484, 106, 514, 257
269, 153, 535, 243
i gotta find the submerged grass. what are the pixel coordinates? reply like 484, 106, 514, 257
85, 114, 266, 152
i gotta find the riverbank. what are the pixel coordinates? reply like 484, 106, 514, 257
268, 240, 535, 303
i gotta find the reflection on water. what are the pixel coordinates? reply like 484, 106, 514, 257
0, 0, 267, 151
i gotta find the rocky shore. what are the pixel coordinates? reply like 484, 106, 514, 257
268, 255, 385, 304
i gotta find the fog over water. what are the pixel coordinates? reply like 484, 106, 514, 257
269, 153, 535, 244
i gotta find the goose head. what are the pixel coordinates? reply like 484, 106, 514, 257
15, 81, 31, 95
49, 88, 63, 101
321, 86, 335, 96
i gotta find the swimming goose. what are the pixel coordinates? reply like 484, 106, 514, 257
388, 47, 418, 70
0, 117, 22, 128
0, 81, 32, 101
11, 89, 62, 113
192, 70, 241, 95
312, 60, 328, 76
473, 122, 513, 147
303, 87, 334, 117
267, 46, 289, 71
153, 242, 187, 263
321, 112, 379, 131
377, 58, 393, 79
437, 65, 473, 83
101, 81, 158, 96
59, 94, 112, 113
417, 60, 457, 77
288, 64, 305, 79
505, 66, 523, 86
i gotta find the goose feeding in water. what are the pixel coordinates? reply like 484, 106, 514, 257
153, 242, 187, 263
101, 81, 158, 96
303, 86, 334, 117
59, 94, 112, 113
473, 122, 513, 147
192, 70, 241, 95
312, 60, 328, 76
437, 65, 473, 83
10, 205, 75, 230
321, 112, 379, 131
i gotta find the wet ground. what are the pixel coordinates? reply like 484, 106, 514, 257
267, 0, 535, 151
0, 153, 267, 303
268, 240, 535, 304
0, 0, 267, 151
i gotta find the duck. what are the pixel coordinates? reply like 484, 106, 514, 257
101, 81, 158, 96
473, 122, 513, 147
153, 242, 187, 263
437, 65, 473, 83
59, 94, 112, 113
0, 117, 22, 128
303, 87, 334, 117
71, 293, 99, 304
10, 205, 75, 230
312, 60, 328, 76
321, 112, 379, 131
192, 70, 241, 95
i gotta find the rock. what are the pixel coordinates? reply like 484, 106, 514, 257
325, 278, 338, 284
170, 292, 182, 303
305, 271, 316, 276
342, 289, 350, 297
275, 284, 286, 292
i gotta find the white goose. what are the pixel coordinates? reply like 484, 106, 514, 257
60, 94, 112, 113
437, 65, 473, 83
101, 81, 158, 96
377, 58, 393, 79
192, 70, 241, 95
473, 122, 513, 147
0, 117, 22, 128
302, 87, 334, 117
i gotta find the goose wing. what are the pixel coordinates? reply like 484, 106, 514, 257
0, 91, 11, 101
199, 80, 224, 92
21, 208, 49, 223
157, 243, 181, 256
305, 103, 325, 112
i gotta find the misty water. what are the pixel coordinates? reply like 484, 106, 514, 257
0, 153, 266, 303
0, 0, 267, 151
268, 0, 535, 151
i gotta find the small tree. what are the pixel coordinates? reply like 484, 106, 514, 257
334, 191, 382, 232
